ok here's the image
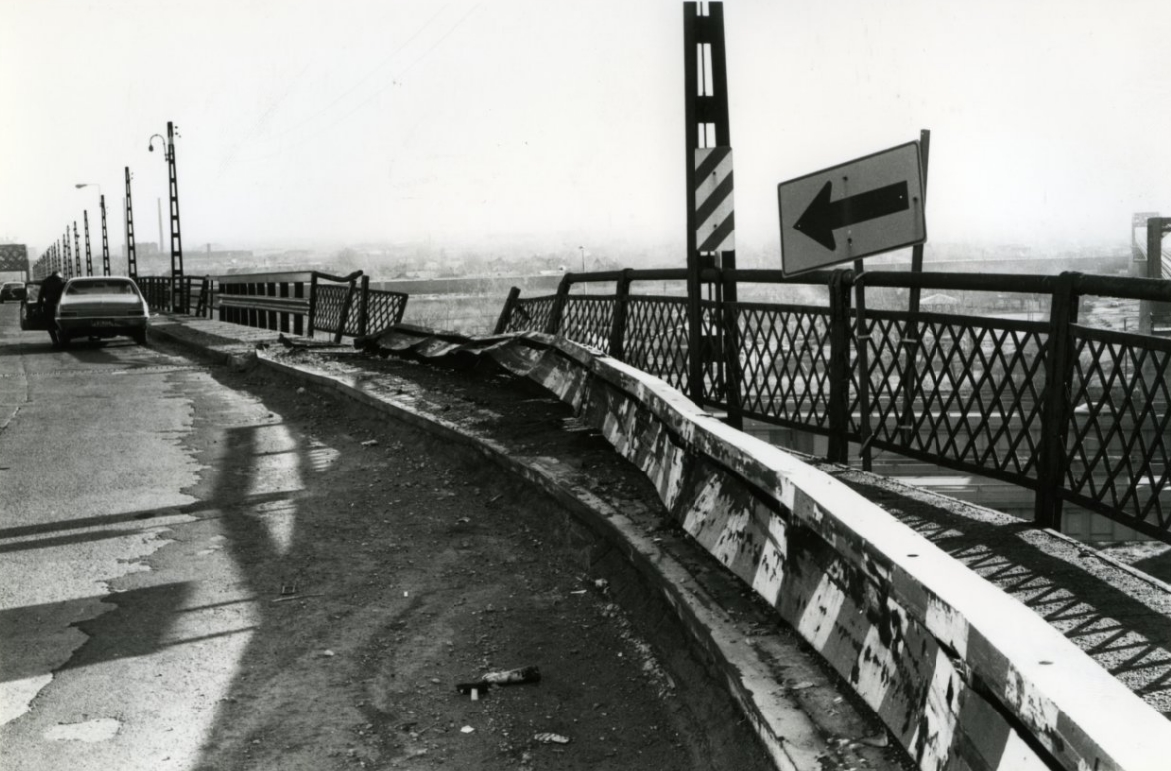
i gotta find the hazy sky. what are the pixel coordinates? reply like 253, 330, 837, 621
2, 0, 1169, 262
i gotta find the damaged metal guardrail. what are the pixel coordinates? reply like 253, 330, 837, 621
358, 324, 1169, 771
214, 269, 409, 342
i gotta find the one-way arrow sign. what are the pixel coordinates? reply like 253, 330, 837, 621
778, 141, 926, 275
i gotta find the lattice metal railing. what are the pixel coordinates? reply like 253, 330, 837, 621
313, 284, 350, 335
622, 295, 691, 393
365, 288, 409, 336
1063, 326, 1171, 539
733, 302, 835, 432
562, 296, 616, 354
493, 267, 1171, 543
504, 295, 556, 334
858, 311, 1049, 483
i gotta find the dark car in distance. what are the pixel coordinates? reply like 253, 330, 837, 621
0, 281, 25, 302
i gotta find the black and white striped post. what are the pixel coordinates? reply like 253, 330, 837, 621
683, 1, 739, 424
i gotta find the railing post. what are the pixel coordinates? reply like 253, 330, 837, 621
494, 286, 522, 334
1034, 271, 1080, 530
546, 274, 572, 335
358, 275, 370, 338
337, 277, 357, 344
853, 265, 873, 471
609, 269, 632, 360
307, 273, 318, 338
826, 269, 853, 464
720, 268, 743, 430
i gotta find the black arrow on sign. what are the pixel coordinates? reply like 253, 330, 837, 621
793, 180, 910, 250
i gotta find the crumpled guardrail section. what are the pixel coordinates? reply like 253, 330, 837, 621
360, 324, 1170, 771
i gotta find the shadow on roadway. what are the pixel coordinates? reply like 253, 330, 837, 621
0, 583, 192, 684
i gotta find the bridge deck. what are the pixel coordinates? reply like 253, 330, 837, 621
150, 314, 1171, 725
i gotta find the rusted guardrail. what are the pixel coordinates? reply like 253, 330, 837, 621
496, 268, 1171, 544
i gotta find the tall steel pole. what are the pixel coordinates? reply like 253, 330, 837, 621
73, 222, 82, 277
125, 167, 138, 279
683, 2, 735, 413
100, 195, 110, 276
83, 211, 93, 276
150, 121, 185, 312
63, 228, 72, 279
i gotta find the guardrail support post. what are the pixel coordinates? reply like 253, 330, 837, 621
827, 270, 853, 464
853, 265, 873, 471
610, 269, 632, 360
1034, 271, 1080, 530
494, 286, 522, 334
337, 277, 357, 344
720, 268, 743, 430
546, 274, 572, 335
307, 274, 318, 338
358, 275, 370, 338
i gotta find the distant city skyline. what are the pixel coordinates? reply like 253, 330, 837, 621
3, 1, 1168, 268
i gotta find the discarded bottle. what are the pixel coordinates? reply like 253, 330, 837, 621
483, 666, 541, 685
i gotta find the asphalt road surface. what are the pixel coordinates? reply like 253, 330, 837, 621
0, 306, 780, 771
0, 314, 277, 769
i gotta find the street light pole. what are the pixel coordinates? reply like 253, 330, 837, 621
73, 222, 82, 277
124, 167, 138, 280
83, 211, 93, 276
149, 121, 184, 312
75, 183, 111, 275
63, 228, 72, 279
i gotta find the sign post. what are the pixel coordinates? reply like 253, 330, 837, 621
683, 1, 738, 423
778, 140, 926, 276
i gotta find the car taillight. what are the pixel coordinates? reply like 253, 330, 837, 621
127, 310, 144, 316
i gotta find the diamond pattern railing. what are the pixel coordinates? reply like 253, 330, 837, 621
562, 296, 616, 354
494, 269, 1171, 544
1063, 326, 1171, 539
732, 302, 835, 432
858, 310, 1049, 483
504, 295, 556, 334
313, 284, 350, 336
363, 288, 409, 336
622, 296, 691, 394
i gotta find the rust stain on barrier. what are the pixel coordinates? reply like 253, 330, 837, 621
359, 325, 1170, 771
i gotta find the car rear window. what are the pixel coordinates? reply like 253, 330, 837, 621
65, 281, 138, 295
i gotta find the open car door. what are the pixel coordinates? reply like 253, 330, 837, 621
19, 281, 52, 331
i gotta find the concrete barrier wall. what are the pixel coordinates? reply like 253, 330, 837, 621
368, 326, 1169, 771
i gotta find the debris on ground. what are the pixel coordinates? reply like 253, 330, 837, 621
483, 666, 541, 685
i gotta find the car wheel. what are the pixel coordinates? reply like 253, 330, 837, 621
58, 331, 71, 348
132, 330, 147, 345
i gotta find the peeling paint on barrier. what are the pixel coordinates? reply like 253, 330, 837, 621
360, 326, 1171, 771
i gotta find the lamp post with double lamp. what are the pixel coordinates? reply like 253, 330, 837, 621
75, 183, 110, 276
149, 122, 184, 312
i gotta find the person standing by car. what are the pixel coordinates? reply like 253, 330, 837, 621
39, 271, 65, 345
